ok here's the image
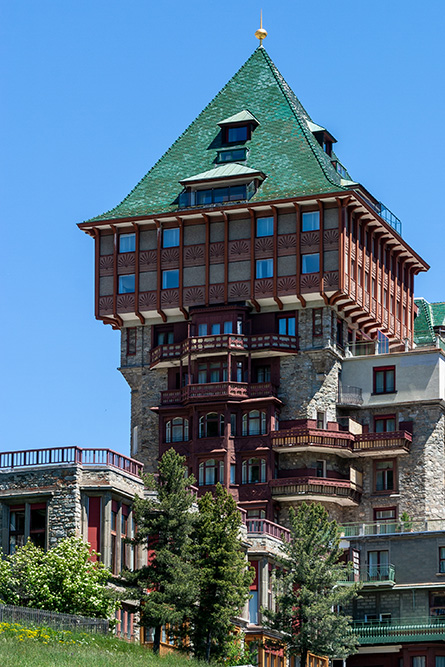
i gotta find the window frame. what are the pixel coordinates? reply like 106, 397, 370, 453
118, 233, 136, 253
242, 457, 267, 484
256, 258, 274, 279
242, 410, 267, 436
223, 124, 250, 144
374, 458, 396, 493
373, 366, 396, 395
374, 414, 397, 433
165, 417, 189, 443
162, 227, 180, 248
301, 211, 320, 232
256, 216, 274, 238
439, 547, 445, 574
198, 458, 225, 486
278, 315, 296, 336
118, 274, 135, 294
198, 412, 225, 438
162, 269, 179, 289
301, 253, 320, 274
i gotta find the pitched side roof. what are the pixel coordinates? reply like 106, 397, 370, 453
180, 163, 263, 184
414, 298, 445, 346
217, 110, 260, 126
87, 46, 346, 223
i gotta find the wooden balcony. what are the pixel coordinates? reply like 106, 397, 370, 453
352, 430, 412, 456
245, 518, 291, 543
150, 333, 298, 367
0, 447, 143, 478
160, 381, 277, 405
270, 475, 362, 506
271, 427, 354, 457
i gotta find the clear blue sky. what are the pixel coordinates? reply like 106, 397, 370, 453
1, 0, 444, 456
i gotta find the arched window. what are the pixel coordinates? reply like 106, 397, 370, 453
242, 411, 267, 436
198, 459, 225, 486
165, 417, 189, 443
199, 413, 225, 438
242, 458, 266, 484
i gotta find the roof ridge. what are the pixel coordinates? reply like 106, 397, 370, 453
258, 47, 344, 191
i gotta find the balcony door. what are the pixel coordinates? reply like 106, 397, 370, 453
368, 550, 389, 580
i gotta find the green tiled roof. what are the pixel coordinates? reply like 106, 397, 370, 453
180, 163, 263, 184
414, 298, 445, 346
87, 46, 348, 223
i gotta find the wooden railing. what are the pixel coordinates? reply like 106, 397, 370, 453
271, 428, 354, 451
270, 476, 362, 503
161, 382, 277, 404
150, 333, 298, 366
245, 518, 291, 543
354, 430, 412, 452
0, 447, 143, 478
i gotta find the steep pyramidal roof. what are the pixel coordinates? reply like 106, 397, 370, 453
88, 46, 349, 222
414, 298, 445, 347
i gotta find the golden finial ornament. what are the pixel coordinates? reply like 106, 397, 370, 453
254, 10, 267, 46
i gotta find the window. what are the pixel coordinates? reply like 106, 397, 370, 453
30, 504, 46, 549
436, 659, 445, 667
211, 323, 220, 335
368, 550, 389, 580
226, 125, 249, 143
256, 258, 273, 279
374, 366, 396, 394
118, 274, 135, 294
316, 412, 326, 430
316, 460, 327, 478
375, 460, 395, 492
9, 506, 25, 554
162, 269, 179, 289
119, 233, 136, 253
165, 417, 189, 443
126, 328, 137, 355
197, 361, 228, 384
230, 464, 236, 484
224, 321, 233, 334
230, 413, 237, 436
302, 253, 320, 274
217, 147, 248, 163
163, 228, 179, 248
198, 323, 208, 336
439, 547, 445, 573
242, 458, 266, 484
378, 330, 390, 354
256, 366, 271, 382
256, 216, 274, 237
242, 410, 267, 436
373, 507, 397, 533
374, 415, 396, 433
313, 308, 323, 337
236, 361, 243, 382
199, 412, 225, 438
198, 459, 224, 486
302, 211, 320, 231
278, 316, 296, 336
412, 658, 426, 667
156, 329, 174, 345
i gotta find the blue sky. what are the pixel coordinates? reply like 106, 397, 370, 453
1, 0, 444, 455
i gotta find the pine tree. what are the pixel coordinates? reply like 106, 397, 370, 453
189, 484, 254, 663
128, 448, 198, 654
263, 502, 360, 666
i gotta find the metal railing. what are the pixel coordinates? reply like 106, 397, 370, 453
352, 617, 445, 644
0, 604, 109, 634
339, 564, 395, 585
245, 518, 291, 543
0, 447, 143, 478
340, 517, 445, 537
337, 385, 363, 406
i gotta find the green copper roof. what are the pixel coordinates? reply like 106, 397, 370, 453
87, 46, 348, 223
414, 298, 445, 347
180, 163, 263, 184
217, 109, 260, 126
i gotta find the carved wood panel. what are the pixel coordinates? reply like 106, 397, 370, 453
323, 271, 339, 289
228, 281, 250, 300
117, 294, 135, 312
99, 254, 114, 276
161, 289, 179, 307
323, 229, 339, 248
139, 250, 157, 272
99, 296, 113, 315
184, 244, 205, 267
228, 239, 251, 262
161, 247, 180, 268
184, 287, 205, 306
117, 252, 135, 275
277, 276, 297, 294
139, 291, 157, 310
300, 231, 320, 253
254, 279, 273, 297
300, 273, 320, 292
209, 242, 225, 264
277, 234, 297, 256
254, 237, 274, 256
208, 284, 225, 303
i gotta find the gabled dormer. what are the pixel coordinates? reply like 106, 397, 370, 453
306, 120, 337, 157
217, 109, 260, 144
178, 163, 266, 208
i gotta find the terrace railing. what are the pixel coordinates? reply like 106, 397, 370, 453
0, 447, 143, 478
337, 385, 363, 406
245, 518, 291, 543
340, 517, 445, 537
339, 564, 395, 585
161, 382, 277, 404
352, 617, 445, 644
271, 427, 354, 452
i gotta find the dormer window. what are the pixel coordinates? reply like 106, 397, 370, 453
217, 148, 248, 164
323, 139, 332, 156
178, 164, 265, 209
217, 110, 260, 145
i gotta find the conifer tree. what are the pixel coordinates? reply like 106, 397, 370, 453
263, 502, 360, 666
128, 448, 198, 654
189, 484, 254, 664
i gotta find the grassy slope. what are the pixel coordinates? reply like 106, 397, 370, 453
0, 633, 206, 667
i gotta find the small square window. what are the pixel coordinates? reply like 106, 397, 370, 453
227, 126, 248, 143
163, 228, 179, 248
119, 233, 136, 253
198, 324, 208, 336
256, 258, 273, 279
256, 217, 274, 237
162, 269, 179, 289
373, 366, 396, 394
211, 323, 220, 335
118, 275, 135, 294
223, 321, 233, 334
278, 316, 296, 336
302, 253, 320, 274
302, 211, 320, 231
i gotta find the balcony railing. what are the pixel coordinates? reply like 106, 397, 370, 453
352, 617, 445, 645
0, 447, 143, 478
161, 381, 277, 405
150, 333, 298, 366
354, 430, 412, 454
245, 518, 291, 543
271, 428, 354, 453
270, 476, 362, 505
339, 564, 395, 586
337, 384, 363, 406
340, 517, 445, 537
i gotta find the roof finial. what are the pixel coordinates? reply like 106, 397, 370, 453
255, 9, 267, 46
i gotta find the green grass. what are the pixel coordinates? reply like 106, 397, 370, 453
0, 624, 207, 667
